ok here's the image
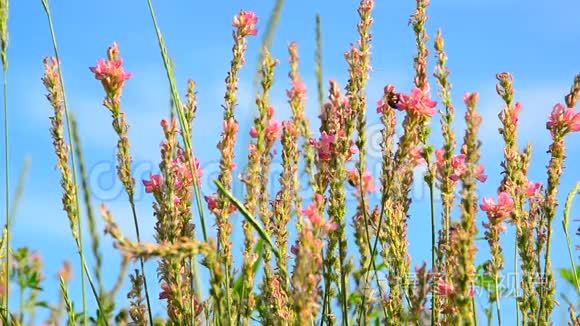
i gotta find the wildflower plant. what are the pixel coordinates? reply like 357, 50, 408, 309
0, 0, 577, 325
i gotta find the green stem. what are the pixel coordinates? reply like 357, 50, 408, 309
563, 182, 580, 293
142, 1, 207, 313
128, 199, 154, 325
472, 296, 478, 326
315, 14, 324, 110
39, 1, 86, 321
339, 241, 349, 326
2, 61, 9, 318
493, 274, 502, 326
514, 244, 520, 325
40, 2, 108, 324
18, 283, 22, 323
428, 178, 437, 323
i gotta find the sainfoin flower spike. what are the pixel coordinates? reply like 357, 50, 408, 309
89, 42, 131, 96
480, 192, 514, 221
232, 10, 258, 36
546, 103, 580, 135
396, 87, 437, 117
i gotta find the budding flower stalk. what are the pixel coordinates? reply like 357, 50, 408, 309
212, 11, 257, 320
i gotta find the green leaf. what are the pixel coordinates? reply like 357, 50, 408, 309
559, 267, 580, 291
233, 239, 264, 294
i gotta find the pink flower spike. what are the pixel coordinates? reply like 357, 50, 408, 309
89, 44, 131, 95
463, 92, 479, 107
301, 203, 323, 228
142, 174, 161, 193
547, 103, 580, 134
497, 192, 513, 207
450, 154, 467, 180
397, 87, 437, 118
287, 80, 307, 101
265, 119, 282, 141
480, 192, 514, 220
525, 181, 542, 197
316, 131, 335, 161
233, 10, 258, 36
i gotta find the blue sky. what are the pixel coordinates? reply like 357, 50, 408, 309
1, 0, 579, 324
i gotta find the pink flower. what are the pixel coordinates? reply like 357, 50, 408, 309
287, 80, 307, 101
361, 171, 377, 193
265, 118, 282, 142
397, 87, 437, 118
224, 117, 239, 134
204, 194, 218, 211
411, 147, 426, 166
437, 279, 454, 297
525, 181, 542, 197
547, 103, 580, 134
89, 43, 131, 94
315, 132, 335, 161
435, 148, 445, 165
463, 92, 479, 107
249, 127, 258, 138
142, 174, 162, 193
449, 154, 467, 181
233, 10, 258, 36
376, 99, 385, 113
324, 222, 338, 232
43, 57, 60, 82
480, 192, 514, 221
301, 203, 322, 227
301, 202, 336, 232
475, 165, 487, 183
511, 102, 522, 125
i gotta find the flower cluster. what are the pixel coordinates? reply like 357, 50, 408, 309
311, 131, 357, 162
232, 10, 258, 37
286, 80, 307, 102
396, 87, 437, 118
89, 42, 131, 98
300, 199, 337, 233
480, 192, 514, 222
435, 149, 487, 183
546, 103, 580, 136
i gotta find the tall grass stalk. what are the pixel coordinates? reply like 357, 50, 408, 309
143, 0, 206, 314
0, 0, 9, 315
8, 158, 29, 227
39, 1, 108, 323
315, 14, 324, 110
253, 0, 285, 88
562, 182, 580, 293
70, 115, 104, 293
